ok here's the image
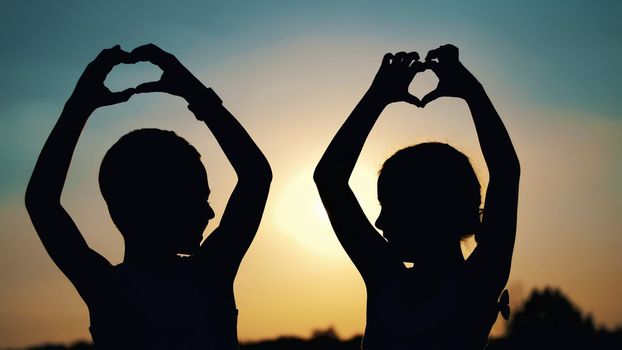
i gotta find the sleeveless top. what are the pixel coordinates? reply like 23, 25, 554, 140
88, 258, 238, 350
362, 265, 499, 350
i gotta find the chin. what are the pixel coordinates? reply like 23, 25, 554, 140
177, 238, 202, 255
178, 246, 199, 256
386, 242, 413, 261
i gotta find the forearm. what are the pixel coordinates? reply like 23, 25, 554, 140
465, 86, 520, 179
315, 90, 387, 185
188, 91, 271, 183
26, 99, 92, 206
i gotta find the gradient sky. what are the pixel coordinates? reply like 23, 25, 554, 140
1, 0, 621, 348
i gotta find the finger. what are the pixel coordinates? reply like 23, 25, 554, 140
421, 88, 443, 107
425, 47, 442, 62
404, 93, 422, 107
90, 45, 135, 79
118, 50, 139, 64
405, 51, 420, 67
106, 87, 136, 105
132, 43, 173, 69
423, 60, 440, 74
98, 45, 134, 63
394, 51, 407, 64
135, 80, 166, 94
438, 44, 459, 61
381, 53, 393, 66
409, 60, 427, 73
94, 45, 120, 61
406, 51, 420, 61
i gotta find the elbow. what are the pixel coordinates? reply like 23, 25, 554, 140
510, 148, 521, 177
510, 155, 521, 179
25, 182, 60, 215
245, 158, 273, 186
313, 165, 330, 188
25, 189, 47, 216
260, 155, 273, 184
234, 151, 273, 185
24, 189, 35, 214
313, 166, 324, 186
313, 164, 348, 190
263, 163, 273, 185
493, 154, 521, 181
503, 158, 520, 180
25, 182, 41, 214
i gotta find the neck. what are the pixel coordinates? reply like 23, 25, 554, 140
410, 241, 464, 272
123, 238, 179, 267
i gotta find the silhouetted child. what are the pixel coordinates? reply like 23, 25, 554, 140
315, 45, 520, 349
26, 44, 272, 349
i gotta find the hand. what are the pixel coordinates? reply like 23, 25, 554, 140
132, 44, 207, 103
421, 44, 482, 107
369, 51, 425, 106
70, 45, 137, 111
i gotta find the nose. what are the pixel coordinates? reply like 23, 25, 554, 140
206, 204, 215, 220
375, 211, 384, 231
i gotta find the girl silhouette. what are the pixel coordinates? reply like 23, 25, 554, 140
314, 45, 520, 349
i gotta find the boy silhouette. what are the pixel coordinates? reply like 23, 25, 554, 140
25, 44, 272, 349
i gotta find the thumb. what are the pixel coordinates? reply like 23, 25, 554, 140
107, 87, 135, 105
421, 88, 443, 107
403, 93, 422, 108
135, 80, 166, 94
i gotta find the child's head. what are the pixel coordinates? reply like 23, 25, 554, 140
99, 128, 214, 255
375, 142, 481, 261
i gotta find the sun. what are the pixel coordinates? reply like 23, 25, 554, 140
272, 164, 380, 257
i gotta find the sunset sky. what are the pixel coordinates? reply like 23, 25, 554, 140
1, 0, 621, 348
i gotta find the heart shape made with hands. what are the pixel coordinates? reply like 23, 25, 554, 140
85, 44, 223, 109
106, 57, 438, 107
103, 60, 163, 94
408, 68, 440, 107
101, 44, 467, 109
101, 45, 170, 94
381, 45, 473, 108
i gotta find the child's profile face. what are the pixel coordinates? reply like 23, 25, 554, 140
146, 165, 215, 255
375, 181, 446, 262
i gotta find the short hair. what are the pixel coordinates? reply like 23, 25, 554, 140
99, 128, 205, 233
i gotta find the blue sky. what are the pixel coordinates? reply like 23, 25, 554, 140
1, 0, 621, 200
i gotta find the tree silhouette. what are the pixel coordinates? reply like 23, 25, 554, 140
489, 287, 621, 350
17, 288, 622, 350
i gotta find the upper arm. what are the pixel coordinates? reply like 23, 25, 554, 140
25, 198, 112, 297
466, 167, 520, 299
198, 170, 272, 280
314, 176, 400, 284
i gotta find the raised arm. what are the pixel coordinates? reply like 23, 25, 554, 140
132, 44, 272, 280
25, 46, 136, 294
314, 52, 423, 283
422, 44, 520, 297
